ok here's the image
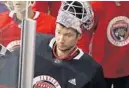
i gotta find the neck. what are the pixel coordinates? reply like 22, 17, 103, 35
56, 46, 76, 59
16, 6, 35, 21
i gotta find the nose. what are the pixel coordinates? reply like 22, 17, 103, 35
59, 35, 65, 43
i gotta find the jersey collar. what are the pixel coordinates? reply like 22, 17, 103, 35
9, 11, 40, 20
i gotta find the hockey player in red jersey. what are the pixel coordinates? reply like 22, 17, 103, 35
0, 1, 56, 46
31, 1, 61, 18
88, 1, 129, 88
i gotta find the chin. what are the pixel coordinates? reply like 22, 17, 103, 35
59, 47, 72, 52
58, 47, 67, 51
58, 48, 67, 51
14, 9, 25, 13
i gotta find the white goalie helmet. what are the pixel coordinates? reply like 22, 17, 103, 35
56, 1, 94, 34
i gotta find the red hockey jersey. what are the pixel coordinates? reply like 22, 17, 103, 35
90, 1, 129, 78
31, 1, 61, 17
0, 11, 56, 46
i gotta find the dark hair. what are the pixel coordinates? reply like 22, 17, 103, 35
58, 23, 80, 36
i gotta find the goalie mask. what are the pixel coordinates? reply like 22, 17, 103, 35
56, 1, 94, 34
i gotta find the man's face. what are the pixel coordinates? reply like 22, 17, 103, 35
55, 23, 81, 51
12, 1, 27, 13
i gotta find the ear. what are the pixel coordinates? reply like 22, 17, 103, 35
77, 33, 82, 40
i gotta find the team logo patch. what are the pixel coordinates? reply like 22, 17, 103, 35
33, 75, 61, 88
6, 40, 20, 51
107, 16, 129, 47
